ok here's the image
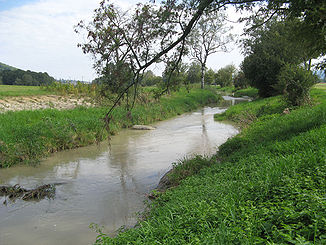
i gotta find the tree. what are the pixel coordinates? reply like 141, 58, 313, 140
241, 18, 316, 97
277, 64, 318, 106
162, 61, 187, 93
204, 68, 216, 85
188, 11, 233, 89
187, 62, 201, 84
233, 71, 249, 89
141, 70, 162, 86
244, 0, 326, 69
77, 0, 326, 126
216, 65, 236, 87
21, 74, 33, 85
0, 69, 54, 86
75, 1, 202, 119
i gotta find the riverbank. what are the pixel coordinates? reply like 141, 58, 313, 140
98, 87, 326, 244
0, 105, 235, 245
0, 88, 220, 168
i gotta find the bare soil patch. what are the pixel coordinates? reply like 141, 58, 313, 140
0, 95, 94, 112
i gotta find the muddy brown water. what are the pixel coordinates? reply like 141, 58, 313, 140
0, 106, 239, 245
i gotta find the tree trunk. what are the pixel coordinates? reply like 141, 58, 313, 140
308, 59, 312, 71
201, 64, 205, 89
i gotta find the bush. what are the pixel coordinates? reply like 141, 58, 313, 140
277, 64, 318, 106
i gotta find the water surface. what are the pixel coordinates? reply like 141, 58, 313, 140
0, 107, 238, 245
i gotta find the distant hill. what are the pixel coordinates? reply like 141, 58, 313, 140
0, 62, 55, 86
0, 62, 18, 71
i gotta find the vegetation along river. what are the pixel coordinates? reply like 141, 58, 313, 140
0, 106, 239, 245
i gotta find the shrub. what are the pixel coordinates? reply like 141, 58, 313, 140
277, 64, 318, 106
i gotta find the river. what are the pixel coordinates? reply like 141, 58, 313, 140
0, 106, 238, 245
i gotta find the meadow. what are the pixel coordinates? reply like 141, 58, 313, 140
0, 85, 53, 98
0, 88, 220, 168
96, 86, 326, 244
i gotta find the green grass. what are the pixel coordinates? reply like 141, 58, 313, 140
215, 87, 326, 127
0, 88, 220, 168
233, 87, 259, 98
314, 82, 326, 90
216, 86, 235, 95
0, 85, 53, 98
215, 86, 258, 98
214, 95, 286, 127
96, 88, 326, 244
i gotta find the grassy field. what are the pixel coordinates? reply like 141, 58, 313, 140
0, 88, 220, 168
314, 82, 326, 90
97, 88, 326, 244
0, 85, 53, 98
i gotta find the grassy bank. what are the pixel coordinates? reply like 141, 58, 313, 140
0, 88, 220, 168
214, 86, 259, 98
97, 88, 326, 244
233, 87, 258, 98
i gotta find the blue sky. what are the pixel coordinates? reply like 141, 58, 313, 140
0, 0, 38, 11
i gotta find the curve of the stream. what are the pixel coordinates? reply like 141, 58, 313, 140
0, 106, 238, 245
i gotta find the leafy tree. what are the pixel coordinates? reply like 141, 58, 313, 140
141, 70, 162, 86
77, 0, 326, 124
215, 65, 236, 87
277, 64, 318, 106
246, 0, 326, 69
188, 11, 232, 89
0, 62, 17, 71
0, 69, 54, 86
233, 71, 249, 89
241, 18, 317, 97
204, 68, 216, 85
162, 61, 187, 93
21, 74, 33, 85
187, 62, 201, 84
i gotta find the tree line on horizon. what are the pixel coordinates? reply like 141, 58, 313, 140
0, 64, 55, 86
92, 62, 238, 89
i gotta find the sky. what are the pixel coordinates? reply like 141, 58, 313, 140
0, 0, 244, 82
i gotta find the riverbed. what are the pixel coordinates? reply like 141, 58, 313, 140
0, 106, 238, 245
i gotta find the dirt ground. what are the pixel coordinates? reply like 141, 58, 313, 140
0, 95, 95, 112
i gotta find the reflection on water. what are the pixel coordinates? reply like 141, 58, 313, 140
0, 107, 238, 245
221, 95, 251, 106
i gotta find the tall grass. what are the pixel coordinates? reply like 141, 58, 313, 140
96, 88, 326, 244
44, 81, 97, 97
0, 88, 220, 168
